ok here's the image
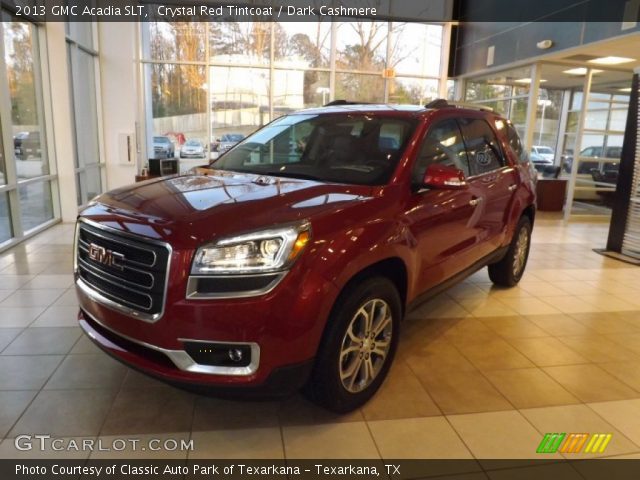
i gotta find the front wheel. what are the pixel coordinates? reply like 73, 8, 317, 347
488, 216, 532, 287
305, 277, 401, 413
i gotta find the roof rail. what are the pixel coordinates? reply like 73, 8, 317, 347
323, 100, 370, 107
425, 99, 494, 112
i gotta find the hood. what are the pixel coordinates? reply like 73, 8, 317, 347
82, 168, 372, 245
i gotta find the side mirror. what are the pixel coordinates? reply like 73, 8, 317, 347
423, 164, 467, 189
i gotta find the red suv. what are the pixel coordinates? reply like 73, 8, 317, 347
75, 100, 536, 412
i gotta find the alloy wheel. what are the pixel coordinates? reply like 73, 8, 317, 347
339, 298, 393, 393
512, 226, 529, 277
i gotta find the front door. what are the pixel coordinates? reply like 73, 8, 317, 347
405, 118, 484, 294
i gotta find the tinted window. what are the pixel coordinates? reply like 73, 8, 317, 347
222, 134, 244, 142
458, 118, 504, 176
412, 119, 469, 184
605, 147, 622, 159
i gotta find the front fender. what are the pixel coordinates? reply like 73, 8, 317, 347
308, 216, 416, 302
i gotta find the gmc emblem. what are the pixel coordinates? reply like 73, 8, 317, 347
88, 243, 125, 271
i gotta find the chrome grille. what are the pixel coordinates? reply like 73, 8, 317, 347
76, 220, 171, 322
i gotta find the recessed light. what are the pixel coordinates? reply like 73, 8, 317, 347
562, 67, 604, 75
514, 78, 548, 84
618, 87, 632, 92
587, 56, 635, 65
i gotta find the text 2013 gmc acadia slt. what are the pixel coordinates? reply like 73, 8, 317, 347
75, 100, 536, 412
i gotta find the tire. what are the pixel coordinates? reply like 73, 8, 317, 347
304, 276, 401, 413
488, 215, 532, 287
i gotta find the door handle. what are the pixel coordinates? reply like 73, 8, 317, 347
469, 197, 483, 207
508, 184, 517, 192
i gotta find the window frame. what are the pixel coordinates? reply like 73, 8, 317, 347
411, 117, 471, 186
457, 116, 508, 178
0, 11, 61, 252
66, 20, 105, 207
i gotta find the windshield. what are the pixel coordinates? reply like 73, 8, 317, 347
210, 114, 417, 186
154, 137, 170, 144
185, 140, 200, 146
537, 147, 554, 154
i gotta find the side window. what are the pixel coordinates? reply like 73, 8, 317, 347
458, 118, 505, 176
506, 123, 528, 164
412, 119, 470, 184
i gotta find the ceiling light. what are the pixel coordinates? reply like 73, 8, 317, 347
587, 56, 635, 65
618, 87, 632, 92
563, 67, 604, 75
514, 78, 548, 84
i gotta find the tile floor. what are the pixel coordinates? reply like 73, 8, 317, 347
1, 215, 640, 467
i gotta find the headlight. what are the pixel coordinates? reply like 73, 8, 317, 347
191, 223, 311, 275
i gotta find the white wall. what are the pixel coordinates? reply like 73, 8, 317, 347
98, 22, 141, 190
44, 22, 78, 223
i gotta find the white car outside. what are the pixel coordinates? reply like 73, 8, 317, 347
531, 146, 555, 162
179, 139, 206, 159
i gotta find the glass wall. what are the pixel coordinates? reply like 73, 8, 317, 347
142, 20, 446, 172
0, 10, 58, 249
562, 76, 631, 216
463, 61, 633, 218
464, 66, 532, 138
0, 192, 10, 243
66, 21, 103, 206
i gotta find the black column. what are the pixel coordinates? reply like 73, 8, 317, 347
606, 73, 638, 253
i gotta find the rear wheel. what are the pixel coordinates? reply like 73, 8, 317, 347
305, 277, 401, 412
488, 216, 532, 287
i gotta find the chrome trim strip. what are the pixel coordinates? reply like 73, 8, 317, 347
78, 256, 155, 291
77, 278, 153, 319
185, 272, 286, 300
81, 310, 260, 376
76, 218, 172, 323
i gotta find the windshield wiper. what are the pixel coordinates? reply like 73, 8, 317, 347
262, 171, 321, 181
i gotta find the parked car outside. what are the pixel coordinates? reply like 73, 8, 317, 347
529, 152, 553, 172
152, 136, 175, 159
212, 133, 245, 154
562, 146, 621, 174
180, 139, 206, 159
531, 145, 555, 162
13, 131, 41, 160
75, 100, 536, 412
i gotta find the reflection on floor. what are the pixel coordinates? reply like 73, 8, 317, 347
571, 200, 613, 216
1, 214, 640, 465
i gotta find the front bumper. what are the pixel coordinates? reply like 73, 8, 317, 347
75, 246, 339, 392
79, 309, 314, 397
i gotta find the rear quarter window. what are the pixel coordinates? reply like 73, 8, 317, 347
506, 124, 528, 164
458, 117, 505, 176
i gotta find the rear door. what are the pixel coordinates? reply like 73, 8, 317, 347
458, 116, 519, 258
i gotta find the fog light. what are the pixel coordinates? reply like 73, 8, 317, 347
183, 342, 252, 367
228, 348, 244, 363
